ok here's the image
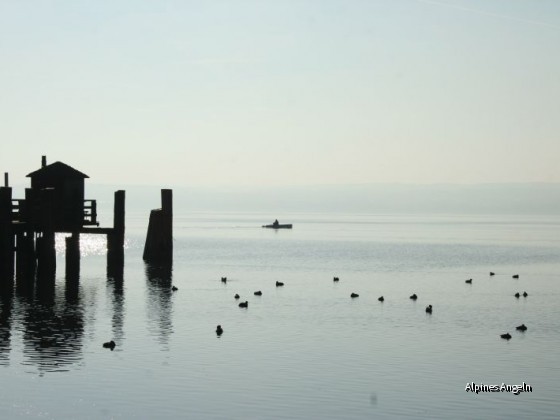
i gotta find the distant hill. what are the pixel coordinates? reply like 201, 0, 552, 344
11, 182, 560, 215
93, 183, 560, 215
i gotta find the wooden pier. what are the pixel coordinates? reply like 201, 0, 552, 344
0, 156, 125, 286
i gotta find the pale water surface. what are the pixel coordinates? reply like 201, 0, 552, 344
1, 213, 559, 419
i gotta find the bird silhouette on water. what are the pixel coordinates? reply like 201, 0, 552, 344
500, 333, 512, 340
512, 274, 519, 279
523, 291, 528, 297
351, 293, 359, 298
490, 272, 495, 276
425, 304, 432, 314
410, 294, 418, 300
514, 292, 520, 298
516, 324, 527, 331
171, 286, 178, 291
234, 294, 240, 299
103, 340, 116, 350
465, 279, 472, 284
276, 281, 284, 287
216, 325, 223, 336
239, 301, 248, 308
378, 296, 384, 302
254, 291, 262, 296
221, 277, 227, 284
333, 277, 339, 282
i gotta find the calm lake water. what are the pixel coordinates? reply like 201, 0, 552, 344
1, 212, 560, 419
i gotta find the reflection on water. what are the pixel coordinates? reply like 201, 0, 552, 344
1, 213, 560, 419
0, 293, 13, 366
108, 275, 125, 345
0, 265, 125, 374
20, 284, 85, 374
145, 263, 173, 347
54, 234, 126, 257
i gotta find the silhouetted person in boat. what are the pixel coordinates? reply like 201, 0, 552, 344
272, 219, 279, 227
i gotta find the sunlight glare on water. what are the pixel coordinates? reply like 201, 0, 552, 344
54, 234, 131, 257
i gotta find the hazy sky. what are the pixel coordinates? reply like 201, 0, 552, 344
1, 0, 559, 187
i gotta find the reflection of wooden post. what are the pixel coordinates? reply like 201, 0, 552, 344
0, 187, 14, 283
107, 190, 125, 279
65, 232, 80, 280
143, 189, 173, 264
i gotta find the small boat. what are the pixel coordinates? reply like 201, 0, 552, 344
262, 223, 292, 229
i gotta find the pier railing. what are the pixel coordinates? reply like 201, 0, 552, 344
11, 199, 25, 222
83, 200, 98, 226
10, 199, 98, 227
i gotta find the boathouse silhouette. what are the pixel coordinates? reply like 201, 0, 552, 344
23, 157, 98, 231
0, 156, 125, 284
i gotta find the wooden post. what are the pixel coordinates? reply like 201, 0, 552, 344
16, 232, 31, 278
114, 190, 125, 243
107, 190, 125, 279
65, 232, 80, 280
15, 231, 35, 288
143, 189, 173, 264
0, 187, 14, 285
161, 188, 173, 261
37, 188, 56, 280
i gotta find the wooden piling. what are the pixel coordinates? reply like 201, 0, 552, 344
36, 188, 56, 280
16, 231, 35, 280
0, 187, 14, 284
143, 189, 173, 264
65, 232, 80, 280
36, 232, 55, 280
107, 190, 125, 279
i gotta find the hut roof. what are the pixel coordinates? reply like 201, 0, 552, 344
26, 161, 89, 179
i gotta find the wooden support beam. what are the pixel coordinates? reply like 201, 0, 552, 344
16, 231, 35, 282
143, 189, 173, 264
37, 188, 56, 280
65, 232, 80, 281
107, 190, 125, 279
0, 187, 14, 285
